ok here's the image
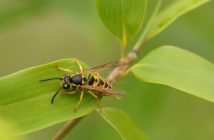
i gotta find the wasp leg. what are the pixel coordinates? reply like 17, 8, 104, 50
74, 59, 83, 72
88, 91, 102, 112
61, 91, 76, 96
56, 66, 74, 74
73, 91, 84, 112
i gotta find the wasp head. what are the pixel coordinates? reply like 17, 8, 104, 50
62, 74, 71, 89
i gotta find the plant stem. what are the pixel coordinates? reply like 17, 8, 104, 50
52, 117, 84, 140
107, 41, 146, 83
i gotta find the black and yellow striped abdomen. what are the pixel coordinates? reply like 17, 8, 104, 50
87, 73, 111, 89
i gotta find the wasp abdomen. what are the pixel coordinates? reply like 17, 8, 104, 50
88, 75, 95, 85
87, 74, 111, 88
97, 79, 104, 87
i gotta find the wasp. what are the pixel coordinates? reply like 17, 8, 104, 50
40, 60, 121, 112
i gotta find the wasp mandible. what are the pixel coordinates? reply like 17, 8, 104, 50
40, 60, 121, 112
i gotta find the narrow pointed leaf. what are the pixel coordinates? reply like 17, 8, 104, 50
96, 0, 147, 46
0, 59, 96, 135
99, 107, 148, 140
132, 46, 214, 103
146, 0, 210, 40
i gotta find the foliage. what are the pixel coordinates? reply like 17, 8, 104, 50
99, 108, 148, 140
0, 0, 212, 139
96, 0, 147, 48
132, 46, 214, 103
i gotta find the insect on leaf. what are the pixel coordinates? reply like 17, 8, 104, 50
0, 59, 96, 135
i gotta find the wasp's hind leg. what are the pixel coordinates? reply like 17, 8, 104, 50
74, 59, 83, 72
73, 91, 84, 112
88, 91, 102, 112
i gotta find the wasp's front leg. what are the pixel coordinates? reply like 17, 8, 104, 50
73, 91, 84, 112
74, 59, 83, 72
56, 66, 74, 74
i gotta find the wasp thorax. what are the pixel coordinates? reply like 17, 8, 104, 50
70, 74, 82, 85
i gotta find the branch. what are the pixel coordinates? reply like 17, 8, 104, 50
107, 41, 146, 82
52, 117, 84, 140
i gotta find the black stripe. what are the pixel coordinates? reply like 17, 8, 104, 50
88, 76, 95, 85
104, 82, 109, 88
97, 79, 104, 87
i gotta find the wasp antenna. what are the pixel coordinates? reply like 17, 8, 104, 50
39, 78, 62, 82
51, 87, 62, 104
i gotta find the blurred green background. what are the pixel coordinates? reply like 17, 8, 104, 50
0, 0, 214, 140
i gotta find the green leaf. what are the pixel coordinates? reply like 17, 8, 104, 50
99, 107, 148, 140
146, 0, 210, 40
133, 0, 161, 49
96, 0, 147, 47
0, 118, 23, 140
0, 59, 96, 135
132, 46, 214, 103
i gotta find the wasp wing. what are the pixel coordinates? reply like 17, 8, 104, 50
80, 84, 121, 96
86, 61, 119, 73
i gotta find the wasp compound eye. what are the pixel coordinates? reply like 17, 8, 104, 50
64, 75, 71, 84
